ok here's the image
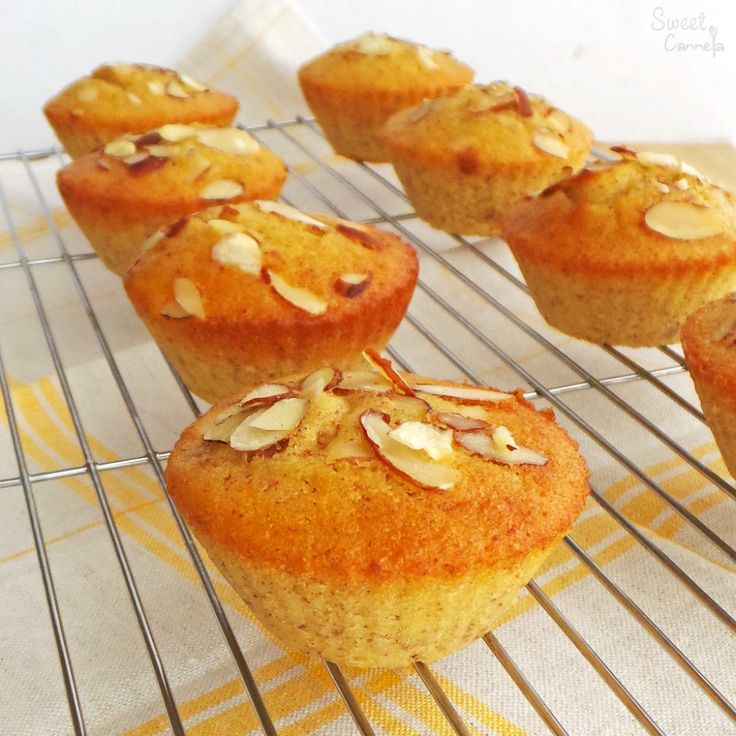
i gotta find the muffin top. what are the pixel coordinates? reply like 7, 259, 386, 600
124, 201, 418, 328
681, 293, 736, 389
44, 63, 238, 131
56, 124, 286, 211
298, 32, 473, 93
166, 355, 589, 582
381, 81, 592, 167
502, 148, 736, 274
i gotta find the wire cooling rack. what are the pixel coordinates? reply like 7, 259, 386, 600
0, 119, 734, 736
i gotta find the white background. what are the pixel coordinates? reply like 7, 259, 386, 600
2, 0, 735, 150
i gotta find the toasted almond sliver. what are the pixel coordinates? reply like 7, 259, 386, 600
179, 73, 208, 92
203, 408, 250, 442
544, 109, 570, 134
103, 138, 136, 157
362, 348, 414, 396
711, 307, 736, 342
411, 383, 512, 403
300, 366, 341, 399
268, 271, 327, 315
158, 123, 196, 142
637, 151, 679, 168
140, 229, 165, 254
160, 300, 190, 319
654, 181, 670, 194
173, 277, 205, 319
200, 179, 244, 200
127, 92, 142, 105
229, 413, 290, 452
240, 383, 292, 407
388, 421, 454, 460
247, 397, 307, 431
148, 80, 165, 96
455, 428, 549, 466
255, 200, 328, 229
208, 218, 243, 235
644, 201, 724, 240
675, 177, 690, 191
531, 130, 569, 159
166, 79, 189, 98
333, 370, 393, 393
195, 127, 260, 155
212, 231, 261, 275
360, 410, 460, 490
353, 32, 394, 55
339, 272, 368, 285
416, 45, 438, 69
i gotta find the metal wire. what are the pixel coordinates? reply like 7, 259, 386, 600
0, 120, 734, 735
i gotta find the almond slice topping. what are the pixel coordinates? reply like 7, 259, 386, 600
255, 200, 328, 229
267, 270, 327, 315
173, 277, 205, 319
160, 300, 190, 319
327, 437, 374, 461
239, 383, 293, 407
335, 223, 383, 249
407, 100, 433, 123
195, 128, 260, 155
637, 151, 679, 168
103, 138, 136, 157
388, 421, 454, 460
300, 367, 342, 399
434, 412, 489, 431
362, 348, 414, 396
166, 79, 189, 98
148, 80, 165, 96
127, 93, 142, 105
179, 73, 208, 92
544, 109, 570, 134
360, 411, 460, 490
416, 45, 438, 69
455, 426, 549, 466
335, 273, 370, 298
532, 129, 569, 159
675, 177, 690, 191
158, 124, 196, 142
203, 405, 250, 442
208, 218, 243, 235
212, 231, 261, 275
353, 32, 394, 55
248, 397, 307, 431
229, 410, 291, 453
644, 201, 723, 240
200, 179, 244, 200
513, 86, 533, 117
411, 383, 512, 404
654, 181, 670, 194
711, 306, 736, 342
332, 370, 393, 394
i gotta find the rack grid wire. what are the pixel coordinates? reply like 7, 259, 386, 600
0, 118, 734, 736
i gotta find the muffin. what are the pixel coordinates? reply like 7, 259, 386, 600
381, 81, 592, 236
57, 124, 287, 275
502, 148, 736, 346
681, 294, 736, 478
44, 63, 238, 159
123, 203, 419, 403
165, 354, 590, 667
298, 32, 473, 162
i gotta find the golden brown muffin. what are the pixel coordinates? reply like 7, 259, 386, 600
166, 356, 590, 667
381, 81, 592, 236
57, 124, 287, 275
502, 148, 736, 346
123, 205, 419, 403
681, 294, 736, 478
298, 32, 473, 162
44, 63, 238, 159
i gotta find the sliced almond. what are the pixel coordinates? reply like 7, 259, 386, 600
411, 383, 512, 404
335, 273, 370, 298
229, 410, 291, 453
166, 79, 189, 98
333, 370, 393, 394
200, 179, 244, 200
637, 151, 679, 168
353, 32, 394, 55
388, 421, 453, 460
654, 181, 670, 194
360, 410, 460, 490
644, 201, 723, 240
532, 129, 569, 159
208, 218, 243, 235
710, 306, 736, 342
455, 428, 549, 466
77, 86, 98, 102
267, 270, 327, 315
127, 92, 142, 105
184, 151, 212, 181
300, 366, 342, 399
681, 161, 705, 180
103, 138, 136, 157
140, 229, 165, 253
212, 231, 261, 274
158, 124, 196, 142
148, 80, 165, 96
179, 73, 208, 92
255, 200, 328, 230
160, 300, 190, 319
145, 144, 178, 158
434, 412, 489, 431
124, 153, 168, 174
407, 100, 433, 123
248, 397, 307, 431
513, 86, 533, 117
362, 348, 414, 396
203, 406, 250, 442
240, 383, 293, 407
196, 127, 260, 155
544, 109, 570, 134
416, 45, 438, 69
675, 177, 690, 191
173, 277, 205, 319
336, 223, 383, 249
